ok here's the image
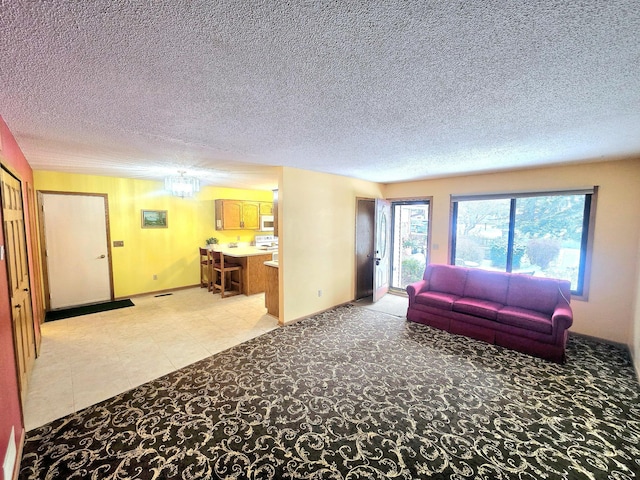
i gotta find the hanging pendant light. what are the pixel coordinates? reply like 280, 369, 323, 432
165, 171, 200, 198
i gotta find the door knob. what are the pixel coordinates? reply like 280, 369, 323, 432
98, 254, 106, 259
14, 304, 21, 309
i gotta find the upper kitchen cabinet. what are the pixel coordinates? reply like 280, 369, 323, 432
242, 202, 260, 229
215, 199, 261, 230
259, 202, 273, 215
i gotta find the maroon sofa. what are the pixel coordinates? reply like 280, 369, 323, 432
406, 264, 573, 363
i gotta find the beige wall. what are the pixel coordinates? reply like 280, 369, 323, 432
279, 167, 383, 323
633, 231, 640, 379
384, 159, 640, 345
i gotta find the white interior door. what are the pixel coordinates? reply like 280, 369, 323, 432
42, 193, 112, 309
373, 198, 391, 302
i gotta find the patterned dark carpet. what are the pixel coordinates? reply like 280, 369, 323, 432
19, 305, 640, 479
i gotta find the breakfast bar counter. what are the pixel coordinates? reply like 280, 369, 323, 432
215, 247, 275, 295
264, 260, 279, 319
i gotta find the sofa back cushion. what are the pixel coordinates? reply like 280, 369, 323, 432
506, 275, 561, 314
427, 265, 468, 296
463, 269, 510, 304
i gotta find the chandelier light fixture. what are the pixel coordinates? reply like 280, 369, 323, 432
165, 171, 200, 198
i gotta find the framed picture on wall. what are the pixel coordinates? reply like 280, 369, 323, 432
141, 210, 168, 228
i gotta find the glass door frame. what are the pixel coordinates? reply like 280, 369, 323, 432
389, 198, 432, 293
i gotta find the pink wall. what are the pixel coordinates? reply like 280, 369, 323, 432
0, 116, 39, 478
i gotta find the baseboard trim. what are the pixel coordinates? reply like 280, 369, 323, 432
569, 331, 628, 350
282, 301, 353, 327
12, 427, 25, 480
631, 347, 640, 383
570, 332, 639, 383
115, 284, 200, 301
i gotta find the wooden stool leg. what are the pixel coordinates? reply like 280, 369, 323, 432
212, 260, 216, 293
227, 269, 241, 296
211, 270, 218, 295
200, 262, 208, 288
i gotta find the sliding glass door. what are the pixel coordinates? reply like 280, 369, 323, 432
390, 200, 430, 291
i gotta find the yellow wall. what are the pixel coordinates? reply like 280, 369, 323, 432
384, 158, 640, 346
279, 167, 383, 323
34, 171, 273, 298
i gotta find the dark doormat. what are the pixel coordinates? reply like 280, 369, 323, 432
45, 299, 134, 322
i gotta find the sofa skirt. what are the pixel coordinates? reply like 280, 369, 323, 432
407, 304, 567, 363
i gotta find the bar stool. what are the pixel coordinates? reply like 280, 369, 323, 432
199, 247, 212, 289
210, 250, 243, 298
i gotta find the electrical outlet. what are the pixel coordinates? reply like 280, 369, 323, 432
153, 274, 158, 280
237, 236, 240, 241
318, 289, 322, 297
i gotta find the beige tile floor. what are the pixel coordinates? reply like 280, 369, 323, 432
24, 287, 278, 431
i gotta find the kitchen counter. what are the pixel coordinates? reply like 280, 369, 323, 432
216, 246, 277, 257
211, 247, 274, 296
264, 261, 279, 319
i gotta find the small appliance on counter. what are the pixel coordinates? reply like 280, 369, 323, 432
255, 235, 278, 251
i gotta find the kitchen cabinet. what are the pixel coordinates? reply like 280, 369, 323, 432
260, 202, 273, 215
216, 246, 273, 295
242, 202, 260, 229
215, 200, 260, 230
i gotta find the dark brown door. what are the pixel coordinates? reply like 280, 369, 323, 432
355, 198, 375, 300
1, 167, 35, 404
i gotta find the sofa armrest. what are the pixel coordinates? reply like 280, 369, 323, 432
406, 279, 428, 305
552, 304, 573, 330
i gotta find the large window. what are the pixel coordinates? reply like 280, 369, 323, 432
451, 189, 595, 296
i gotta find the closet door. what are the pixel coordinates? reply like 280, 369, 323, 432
1, 167, 35, 403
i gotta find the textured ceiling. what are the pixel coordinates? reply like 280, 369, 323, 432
1, 1, 639, 190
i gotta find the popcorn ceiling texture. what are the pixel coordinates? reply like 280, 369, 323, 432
1, 0, 639, 188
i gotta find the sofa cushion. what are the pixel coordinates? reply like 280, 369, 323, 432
415, 291, 459, 310
453, 298, 502, 320
428, 265, 468, 296
506, 275, 560, 314
497, 306, 553, 334
463, 269, 510, 305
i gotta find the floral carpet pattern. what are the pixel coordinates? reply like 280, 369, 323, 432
20, 305, 640, 479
